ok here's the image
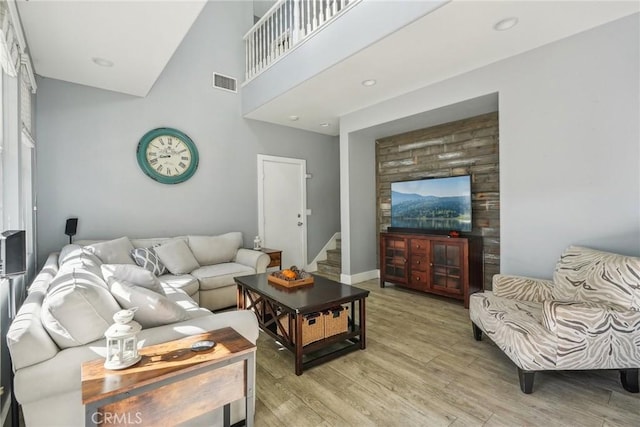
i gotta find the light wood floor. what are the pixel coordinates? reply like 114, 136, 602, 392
254, 279, 640, 426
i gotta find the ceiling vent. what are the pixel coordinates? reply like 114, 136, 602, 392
212, 72, 237, 93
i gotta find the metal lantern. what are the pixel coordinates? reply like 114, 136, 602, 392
104, 309, 142, 370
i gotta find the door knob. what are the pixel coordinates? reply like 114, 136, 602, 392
297, 222, 303, 226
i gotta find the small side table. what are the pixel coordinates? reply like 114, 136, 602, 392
81, 327, 255, 427
259, 248, 282, 270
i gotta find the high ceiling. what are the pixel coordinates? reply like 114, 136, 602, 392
245, 0, 640, 135
16, 0, 207, 97
15, 1, 640, 132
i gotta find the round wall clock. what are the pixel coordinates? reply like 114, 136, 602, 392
136, 128, 199, 184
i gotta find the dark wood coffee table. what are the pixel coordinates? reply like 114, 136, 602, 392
235, 273, 369, 375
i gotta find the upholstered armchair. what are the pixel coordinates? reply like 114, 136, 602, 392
469, 246, 640, 393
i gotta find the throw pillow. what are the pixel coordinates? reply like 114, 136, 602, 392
107, 278, 189, 328
86, 236, 136, 265
187, 232, 242, 265
153, 239, 200, 275
130, 247, 168, 276
101, 264, 165, 295
42, 268, 121, 349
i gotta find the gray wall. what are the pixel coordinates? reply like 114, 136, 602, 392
340, 14, 639, 279
35, 1, 340, 265
253, 0, 277, 19
346, 132, 377, 275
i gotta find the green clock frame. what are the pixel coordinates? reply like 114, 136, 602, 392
136, 127, 199, 184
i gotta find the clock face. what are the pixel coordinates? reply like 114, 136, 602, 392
136, 128, 199, 184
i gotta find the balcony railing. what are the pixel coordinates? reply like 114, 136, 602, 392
243, 0, 361, 82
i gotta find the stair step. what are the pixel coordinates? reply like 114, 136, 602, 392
335, 238, 341, 250
317, 260, 341, 276
326, 248, 341, 263
314, 270, 340, 281
319, 259, 340, 268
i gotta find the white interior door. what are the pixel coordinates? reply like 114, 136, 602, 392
257, 155, 307, 269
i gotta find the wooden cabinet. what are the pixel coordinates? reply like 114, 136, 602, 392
380, 235, 409, 284
380, 232, 482, 308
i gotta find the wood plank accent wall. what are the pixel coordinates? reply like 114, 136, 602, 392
376, 112, 499, 290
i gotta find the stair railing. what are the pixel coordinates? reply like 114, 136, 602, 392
243, 0, 361, 82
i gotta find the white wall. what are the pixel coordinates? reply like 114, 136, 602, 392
340, 14, 639, 279
35, 1, 341, 265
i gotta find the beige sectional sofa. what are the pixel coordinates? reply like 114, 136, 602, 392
7, 232, 267, 427
77, 232, 271, 311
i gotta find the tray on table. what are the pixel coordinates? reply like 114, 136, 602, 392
267, 271, 314, 288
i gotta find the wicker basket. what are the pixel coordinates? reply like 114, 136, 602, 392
323, 306, 349, 338
280, 312, 325, 346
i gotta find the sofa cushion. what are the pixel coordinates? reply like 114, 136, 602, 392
188, 232, 242, 266
130, 236, 187, 249
7, 290, 59, 370
58, 243, 102, 266
108, 279, 189, 328
86, 237, 136, 265
58, 244, 84, 265
469, 292, 557, 371
154, 239, 200, 275
158, 273, 199, 297
56, 246, 104, 282
191, 263, 255, 291
130, 247, 167, 276
160, 283, 211, 319
101, 264, 165, 295
41, 268, 121, 349
552, 246, 640, 310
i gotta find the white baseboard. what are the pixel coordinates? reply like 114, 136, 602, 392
340, 269, 379, 285
307, 232, 341, 271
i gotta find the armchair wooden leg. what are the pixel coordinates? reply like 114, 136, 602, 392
620, 369, 639, 393
518, 368, 535, 394
472, 323, 482, 341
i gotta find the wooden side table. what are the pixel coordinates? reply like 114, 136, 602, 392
259, 248, 282, 270
81, 327, 255, 427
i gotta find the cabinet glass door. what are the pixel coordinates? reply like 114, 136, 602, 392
430, 242, 463, 294
383, 237, 408, 282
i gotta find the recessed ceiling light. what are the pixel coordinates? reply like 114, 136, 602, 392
92, 57, 114, 67
493, 17, 518, 31
361, 79, 377, 87
289, 115, 299, 121
320, 122, 330, 127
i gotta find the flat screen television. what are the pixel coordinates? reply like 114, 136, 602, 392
390, 175, 472, 233
1, 230, 26, 277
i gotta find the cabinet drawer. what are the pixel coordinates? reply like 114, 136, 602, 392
411, 271, 428, 285
410, 239, 428, 254
410, 256, 428, 272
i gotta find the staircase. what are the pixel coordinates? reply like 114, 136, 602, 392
316, 238, 341, 281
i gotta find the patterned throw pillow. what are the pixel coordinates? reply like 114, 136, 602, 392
130, 247, 167, 276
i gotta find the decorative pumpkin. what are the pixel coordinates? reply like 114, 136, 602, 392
282, 269, 297, 280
